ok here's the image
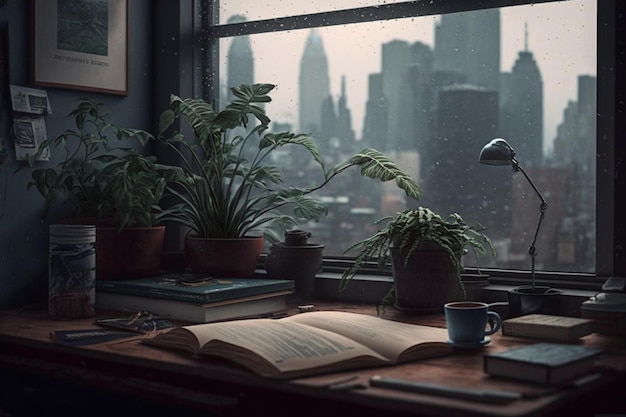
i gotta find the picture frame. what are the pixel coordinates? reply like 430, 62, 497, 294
31, 0, 128, 95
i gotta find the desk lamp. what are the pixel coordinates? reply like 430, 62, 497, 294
478, 138, 547, 292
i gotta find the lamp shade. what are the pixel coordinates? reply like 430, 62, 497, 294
479, 138, 514, 166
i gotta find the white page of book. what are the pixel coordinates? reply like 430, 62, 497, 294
285, 311, 449, 360
188, 319, 388, 373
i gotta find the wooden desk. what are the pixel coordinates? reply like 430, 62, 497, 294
1, 302, 625, 417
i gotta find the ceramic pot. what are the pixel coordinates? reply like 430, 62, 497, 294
265, 243, 324, 300
185, 235, 264, 277
284, 229, 311, 246
265, 230, 324, 300
507, 285, 562, 317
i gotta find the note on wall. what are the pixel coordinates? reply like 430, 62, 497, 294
9, 85, 52, 161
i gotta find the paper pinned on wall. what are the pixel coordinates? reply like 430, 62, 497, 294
9, 85, 51, 161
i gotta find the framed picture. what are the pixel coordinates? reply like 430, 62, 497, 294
31, 0, 128, 95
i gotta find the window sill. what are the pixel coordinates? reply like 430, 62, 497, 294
312, 271, 597, 318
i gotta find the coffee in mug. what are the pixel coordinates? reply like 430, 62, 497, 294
444, 301, 501, 347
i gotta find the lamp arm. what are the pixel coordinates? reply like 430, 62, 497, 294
513, 159, 547, 207
514, 159, 548, 290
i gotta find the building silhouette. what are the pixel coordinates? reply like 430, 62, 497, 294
433, 9, 500, 92
299, 29, 330, 135
319, 76, 355, 145
335, 76, 355, 143
362, 73, 388, 150
380, 40, 435, 152
225, 15, 254, 99
424, 85, 507, 249
500, 27, 544, 166
549, 75, 597, 271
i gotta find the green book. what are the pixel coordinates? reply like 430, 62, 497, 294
96, 273, 294, 304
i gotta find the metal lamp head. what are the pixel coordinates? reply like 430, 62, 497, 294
479, 138, 515, 166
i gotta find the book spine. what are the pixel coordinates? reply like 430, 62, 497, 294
502, 324, 571, 342
97, 285, 207, 303
97, 283, 294, 304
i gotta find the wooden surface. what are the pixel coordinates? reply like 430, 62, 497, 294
1, 301, 625, 417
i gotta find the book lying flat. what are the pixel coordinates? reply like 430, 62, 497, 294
50, 329, 138, 346
96, 290, 291, 323
96, 274, 294, 304
484, 343, 603, 385
143, 310, 453, 379
501, 314, 594, 343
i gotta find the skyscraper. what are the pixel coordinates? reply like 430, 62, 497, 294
433, 9, 500, 92
381, 40, 414, 151
299, 29, 330, 135
335, 76, 355, 142
226, 15, 254, 98
425, 85, 507, 242
500, 42, 543, 166
362, 73, 388, 149
380, 40, 434, 152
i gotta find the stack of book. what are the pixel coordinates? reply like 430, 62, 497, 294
96, 273, 295, 323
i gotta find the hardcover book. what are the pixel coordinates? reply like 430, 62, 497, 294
50, 329, 138, 346
143, 310, 453, 379
501, 314, 594, 343
96, 290, 291, 323
484, 343, 603, 385
96, 274, 295, 304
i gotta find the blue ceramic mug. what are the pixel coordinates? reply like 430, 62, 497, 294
444, 301, 501, 346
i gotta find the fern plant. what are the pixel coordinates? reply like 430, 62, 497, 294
340, 207, 495, 308
154, 83, 422, 242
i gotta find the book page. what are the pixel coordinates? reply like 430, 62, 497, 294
284, 311, 451, 361
188, 318, 390, 375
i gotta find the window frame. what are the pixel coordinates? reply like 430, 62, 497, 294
191, 0, 621, 291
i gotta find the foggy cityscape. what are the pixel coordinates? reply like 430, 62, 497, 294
220, 3, 596, 273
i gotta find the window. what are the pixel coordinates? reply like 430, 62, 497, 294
198, 0, 616, 288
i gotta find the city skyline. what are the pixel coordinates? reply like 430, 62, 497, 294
220, 0, 596, 154
220, 2, 597, 271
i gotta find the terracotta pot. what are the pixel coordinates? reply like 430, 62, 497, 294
185, 235, 264, 277
96, 226, 166, 280
390, 243, 463, 313
60, 218, 166, 280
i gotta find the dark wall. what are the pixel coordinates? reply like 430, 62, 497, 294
0, 0, 153, 308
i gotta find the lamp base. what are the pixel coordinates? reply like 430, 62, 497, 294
507, 285, 562, 318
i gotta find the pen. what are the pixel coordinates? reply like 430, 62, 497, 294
369, 376, 522, 404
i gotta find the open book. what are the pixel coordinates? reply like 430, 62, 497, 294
143, 310, 453, 379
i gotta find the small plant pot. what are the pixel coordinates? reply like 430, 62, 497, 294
96, 226, 166, 280
265, 242, 324, 300
390, 244, 463, 313
507, 285, 562, 317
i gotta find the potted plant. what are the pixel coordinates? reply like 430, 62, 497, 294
27, 99, 178, 279
153, 83, 422, 277
340, 207, 495, 313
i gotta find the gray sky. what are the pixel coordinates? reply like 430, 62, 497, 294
220, 0, 596, 153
